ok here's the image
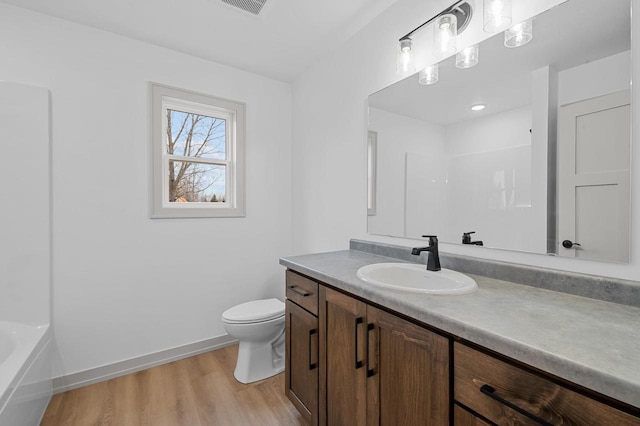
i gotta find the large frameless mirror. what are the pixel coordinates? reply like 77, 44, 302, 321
367, 0, 631, 262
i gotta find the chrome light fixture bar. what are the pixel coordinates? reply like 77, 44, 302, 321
398, 0, 473, 45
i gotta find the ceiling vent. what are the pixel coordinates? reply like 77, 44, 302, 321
221, 0, 267, 16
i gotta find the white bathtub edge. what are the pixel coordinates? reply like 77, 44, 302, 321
0, 327, 52, 426
52, 334, 237, 394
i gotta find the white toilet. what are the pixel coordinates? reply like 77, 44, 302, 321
222, 298, 286, 384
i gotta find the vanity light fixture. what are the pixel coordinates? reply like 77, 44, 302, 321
470, 104, 486, 111
419, 64, 439, 85
483, 0, 512, 33
504, 19, 533, 48
397, 38, 415, 74
456, 44, 479, 69
397, 1, 473, 74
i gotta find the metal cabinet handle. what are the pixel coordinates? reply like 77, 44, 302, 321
308, 329, 317, 370
354, 317, 364, 369
366, 323, 376, 378
287, 285, 311, 297
480, 385, 553, 426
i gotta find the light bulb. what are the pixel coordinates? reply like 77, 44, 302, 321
419, 64, 439, 85
470, 104, 486, 111
483, 0, 512, 33
397, 38, 415, 74
505, 19, 533, 48
456, 44, 479, 69
434, 14, 457, 59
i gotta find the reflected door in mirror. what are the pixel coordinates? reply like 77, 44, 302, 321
557, 90, 630, 262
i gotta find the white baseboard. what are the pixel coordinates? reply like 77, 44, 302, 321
52, 334, 237, 394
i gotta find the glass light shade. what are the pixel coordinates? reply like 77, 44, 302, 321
396, 38, 415, 74
505, 19, 533, 48
483, 0, 512, 33
434, 14, 457, 58
456, 44, 479, 69
419, 64, 439, 85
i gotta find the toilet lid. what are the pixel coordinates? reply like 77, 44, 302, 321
222, 298, 285, 323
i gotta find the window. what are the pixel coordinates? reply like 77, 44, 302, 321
151, 83, 245, 218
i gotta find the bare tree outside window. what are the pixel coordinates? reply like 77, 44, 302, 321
166, 110, 227, 203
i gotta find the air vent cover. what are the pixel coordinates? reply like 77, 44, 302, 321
221, 0, 267, 16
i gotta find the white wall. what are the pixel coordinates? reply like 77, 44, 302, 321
292, 0, 640, 282
0, 4, 292, 377
0, 82, 51, 326
559, 51, 631, 106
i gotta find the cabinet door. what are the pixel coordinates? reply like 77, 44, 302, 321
319, 287, 368, 426
367, 306, 449, 426
285, 300, 318, 425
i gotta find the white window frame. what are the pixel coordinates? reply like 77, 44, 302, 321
150, 83, 245, 218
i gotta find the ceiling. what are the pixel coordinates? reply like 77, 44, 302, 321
0, 0, 399, 82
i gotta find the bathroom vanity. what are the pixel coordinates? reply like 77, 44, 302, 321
282, 242, 640, 425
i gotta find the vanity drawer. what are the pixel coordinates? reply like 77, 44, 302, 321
454, 342, 639, 425
286, 270, 318, 315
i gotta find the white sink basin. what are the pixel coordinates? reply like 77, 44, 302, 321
356, 263, 477, 295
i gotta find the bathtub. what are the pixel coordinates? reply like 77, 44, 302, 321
0, 322, 52, 425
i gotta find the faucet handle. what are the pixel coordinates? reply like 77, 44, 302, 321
421, 235, 438, 245
462, 231, 475, 244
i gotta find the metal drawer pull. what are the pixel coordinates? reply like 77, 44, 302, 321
354, 317, 364, 369
480, 384, 553, 426
308, 329, 318, 370
287, 285, 311, 297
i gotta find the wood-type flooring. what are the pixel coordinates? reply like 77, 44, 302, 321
41, 344, 304, 425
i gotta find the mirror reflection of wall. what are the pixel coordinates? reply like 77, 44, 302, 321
367, 131, 378, 216
367, 0, 631, 262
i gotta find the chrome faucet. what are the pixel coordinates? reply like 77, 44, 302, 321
411, 235, 441, 271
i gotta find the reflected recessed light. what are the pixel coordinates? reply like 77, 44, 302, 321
470, 104, 486, 111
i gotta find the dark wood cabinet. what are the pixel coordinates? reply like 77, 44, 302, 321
454, 342, 640, 425
285, 273, 319, 426
319, 286, 449, 426
319, 286, 367, 426
366, 306, 449, 426
453, 405, 492, 426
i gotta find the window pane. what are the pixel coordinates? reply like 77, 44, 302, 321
167, 109, 227, 160
168, 160, 226, 203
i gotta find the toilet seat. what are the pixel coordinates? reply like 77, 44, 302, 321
222, 298, 285, 324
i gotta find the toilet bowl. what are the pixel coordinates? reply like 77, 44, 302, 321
222, 298, 285, 384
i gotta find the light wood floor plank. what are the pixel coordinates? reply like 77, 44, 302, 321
41, 345, 305, 426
